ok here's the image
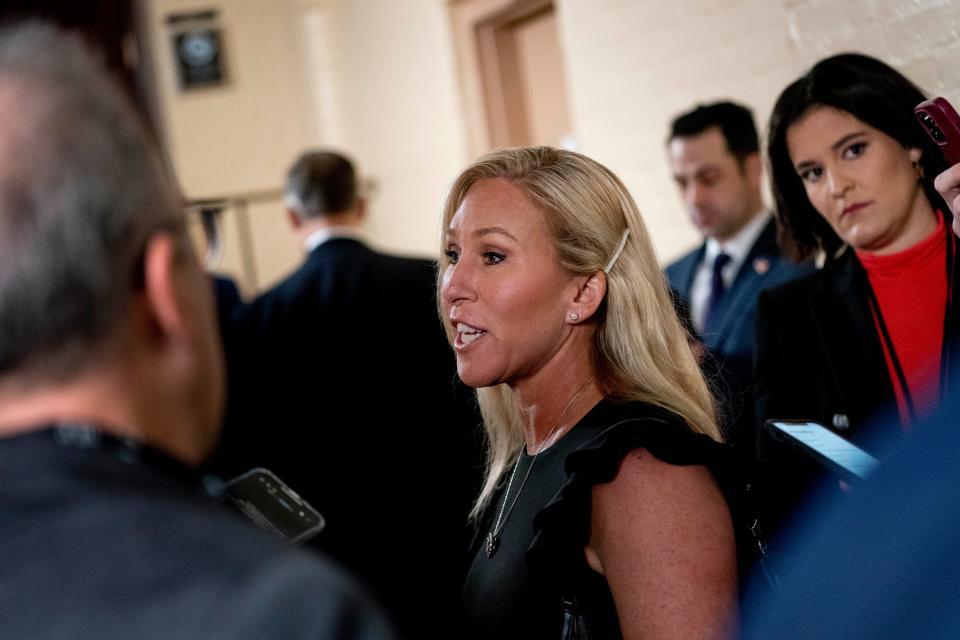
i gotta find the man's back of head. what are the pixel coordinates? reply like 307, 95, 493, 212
0, 22, 185, 383
0, 21, 226, 463
0, 22, 395, 640
285, 150, 359, 221
218, 147, 481, 635
667, 100, 764, 243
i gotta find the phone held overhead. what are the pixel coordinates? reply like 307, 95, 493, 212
915, 97, 960, 165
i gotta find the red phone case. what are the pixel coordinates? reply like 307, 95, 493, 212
915, 97, 960, 166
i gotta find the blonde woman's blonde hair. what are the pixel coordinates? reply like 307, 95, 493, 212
438, 147, 720, 519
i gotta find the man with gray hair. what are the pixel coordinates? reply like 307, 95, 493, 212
0, 22, 393, 639
218, 150, 481, 637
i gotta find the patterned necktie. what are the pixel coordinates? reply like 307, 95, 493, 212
703, 252, 731, 334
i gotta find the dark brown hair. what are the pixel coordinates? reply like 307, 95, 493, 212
285, 151, 357, 218
768, 53, 949, 261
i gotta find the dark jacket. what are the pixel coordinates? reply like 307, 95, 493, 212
214, 238, 482, 637
743, 389, 960, 639
666, 219, 814, 360
0, 428, 394, 640
753, 231, 960, 538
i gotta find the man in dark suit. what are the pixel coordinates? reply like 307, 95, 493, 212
665, 101, 812, 452
0, 23, 392, 640
218, 151, 482, 637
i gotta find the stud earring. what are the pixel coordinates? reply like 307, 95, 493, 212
569, 312, 580, 322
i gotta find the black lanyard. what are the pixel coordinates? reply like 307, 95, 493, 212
863, 226, 956, 425
45, 422, 217, 494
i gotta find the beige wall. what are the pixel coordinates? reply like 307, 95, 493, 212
306, 0, 468, 257
147, 0, 960, 291
147, 0, 468, 292
147, 0, 317, 292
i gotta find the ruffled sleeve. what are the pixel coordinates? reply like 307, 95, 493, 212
525, 403, 730, 591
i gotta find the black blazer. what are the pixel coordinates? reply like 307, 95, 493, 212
753, 231, 960, 536
215, 238, 482, 637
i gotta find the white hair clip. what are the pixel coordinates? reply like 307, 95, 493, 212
603, 229, 630, 274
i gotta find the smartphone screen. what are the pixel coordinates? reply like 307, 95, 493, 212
765, 420, 880, 482
222, 468, 325, 545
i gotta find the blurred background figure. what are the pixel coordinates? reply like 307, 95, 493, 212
755, 52, 957, 544
180, 198, 249, 335
444, 147, 737, 639
743, 390, 960, 640
215, 150, 482, 637
665, 101, 812, 461
0, 22, 393, 640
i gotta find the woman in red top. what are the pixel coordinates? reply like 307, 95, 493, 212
754, 53, 957, 541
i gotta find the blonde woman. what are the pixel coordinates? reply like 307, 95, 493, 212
440, 147, 737, 638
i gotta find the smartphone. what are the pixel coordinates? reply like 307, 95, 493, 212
765, 420, 880, 483
915, 97, 960, 166
222, 467, 325, 545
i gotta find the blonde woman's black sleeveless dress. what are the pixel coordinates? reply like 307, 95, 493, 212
461, 399, 729, 639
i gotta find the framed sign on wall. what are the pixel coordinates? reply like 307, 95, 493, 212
167, 9, 227, 90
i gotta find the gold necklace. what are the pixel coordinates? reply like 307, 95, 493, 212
484, 378, 594, 559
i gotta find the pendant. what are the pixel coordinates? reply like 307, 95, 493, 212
485, 532, 500, 558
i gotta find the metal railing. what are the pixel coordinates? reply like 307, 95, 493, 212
187, 187, 285, 290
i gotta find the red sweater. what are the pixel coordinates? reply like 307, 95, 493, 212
857, 212, 950, 428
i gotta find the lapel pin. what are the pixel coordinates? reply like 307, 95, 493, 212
753, 257, 770, 275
